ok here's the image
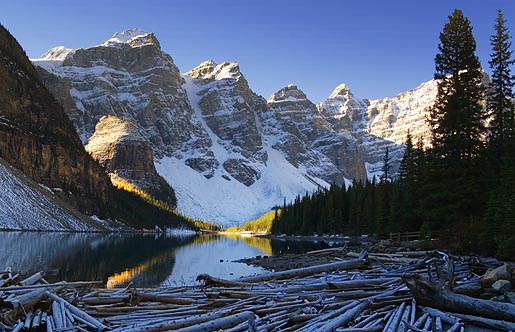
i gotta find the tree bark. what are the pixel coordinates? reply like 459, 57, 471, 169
404, 275, 515, 322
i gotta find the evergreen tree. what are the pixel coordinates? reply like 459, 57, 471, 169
428, 9, 486, 162
391, 132, 418, 231
424, 9, 487, 242
483, 10, 515, 257
380, 146, 391, 183
398, 131, 414, 181
488, 9, 515, 163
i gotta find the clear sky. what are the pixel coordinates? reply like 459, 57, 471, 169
1, 0, 514, 102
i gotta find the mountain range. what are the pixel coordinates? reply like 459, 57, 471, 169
29, 28, 438, 224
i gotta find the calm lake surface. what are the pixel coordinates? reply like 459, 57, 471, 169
0, 232, 343, 288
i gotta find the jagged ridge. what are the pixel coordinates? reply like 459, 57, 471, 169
32, 28, 438, 223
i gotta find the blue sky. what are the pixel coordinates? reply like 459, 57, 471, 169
1, 1, 514, 102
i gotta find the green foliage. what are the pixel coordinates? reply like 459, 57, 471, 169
108, 179, 220, 231
225, 209, 278, 233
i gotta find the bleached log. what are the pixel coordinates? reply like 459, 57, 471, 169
11, 321, 23, 332
51, 300, 64, 330
327, 277, 400, 290
353, 312, 387, 328
422, 316, 433, 331
111, 311, 227, 332
20, 271, 44, 286
397, 303, 412, 332
435, 316, 443, 332
196, 274, 251, 287
31, 309, 42, 329
347, 252, 413, 264
1, 280, 102, 292
445, 321, 463, 332
46, 315, 54, 332
383, 302, 407, 332
317, 300, 371, 332
22, 312, 32, 330
82, 295, 130, 305
421, 307, 460, 326
144, 311, 256, 332
136, 293, 195, 305
239, 255, 369, 283
335, 328, 383, 332
405, 275, 515, 322
447, 311, 515, 331
5, 288, 47, 318
45, 291, 107, 331
301, 300, 360, 331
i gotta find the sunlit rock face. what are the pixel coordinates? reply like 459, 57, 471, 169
264, 84, 364, 184
85, 115, 176, 206
185, 61, 267, 185
318, 80, 438, 178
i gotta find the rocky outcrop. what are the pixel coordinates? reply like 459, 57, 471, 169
0, 24, 112, 216
85, 115, 177, 206
318, 80, 438, 177
264, 85, 364, 183
35, 29, 215, 201
185, 61, 267, 185
35, 29, 211, 160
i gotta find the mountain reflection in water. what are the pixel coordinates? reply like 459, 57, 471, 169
0, 232, 343, 287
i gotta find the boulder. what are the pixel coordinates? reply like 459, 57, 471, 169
480, 264, 514, 288
492, 279, 512, 293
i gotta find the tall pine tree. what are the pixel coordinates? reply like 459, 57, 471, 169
424, 9, 486, 244
488, 9, 515, 162
483, 9, 515, 258
428, 9, 486, 162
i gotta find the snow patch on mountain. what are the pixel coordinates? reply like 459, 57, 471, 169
156, 148, 327, 224
31, 46, 74, 70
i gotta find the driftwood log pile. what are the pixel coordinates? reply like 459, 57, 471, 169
1, 250, 515, 331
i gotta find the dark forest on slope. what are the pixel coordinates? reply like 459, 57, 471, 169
272, 9, 515, 259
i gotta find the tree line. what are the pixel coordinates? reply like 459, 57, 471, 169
272, 9, 515, 258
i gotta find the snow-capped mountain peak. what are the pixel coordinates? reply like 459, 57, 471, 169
30, 46, 74, 71
38, 46, 74, 61
268, 84, 308, 103
328, 83, 353, 98
102, 28, 157, 48
187, 61, 241, 81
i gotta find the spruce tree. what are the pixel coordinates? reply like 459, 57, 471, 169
380, 146, 391, 183
398, 131, 414, 181
484, 9, 515, 257
428, 9, 486, 162
424, 9, 486, 241
488, 9, 515, 161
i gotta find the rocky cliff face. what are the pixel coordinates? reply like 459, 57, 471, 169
318, 81, 437, 177
0, 24, 114, 217
32, 28, 438, 223
185, 61, 267, 185
264, 85, 365, 184
85, 115, 176, 206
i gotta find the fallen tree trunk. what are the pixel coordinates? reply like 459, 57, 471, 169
239, 254, 369, 283
172, 311, 256, 332
404, 275, 515, 322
